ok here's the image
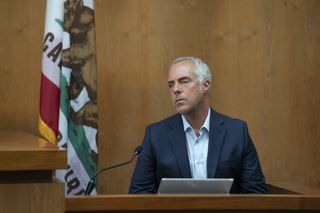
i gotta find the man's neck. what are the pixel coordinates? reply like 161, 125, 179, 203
183, 106, 210, 133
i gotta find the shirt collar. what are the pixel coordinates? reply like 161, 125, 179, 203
181, 108, 211, 132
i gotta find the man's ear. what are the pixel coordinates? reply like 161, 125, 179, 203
202, 80, 211, 94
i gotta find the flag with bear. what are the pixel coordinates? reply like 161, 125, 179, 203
39, 0, 98, 195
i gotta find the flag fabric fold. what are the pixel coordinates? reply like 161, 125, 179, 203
39, 0, 64, 144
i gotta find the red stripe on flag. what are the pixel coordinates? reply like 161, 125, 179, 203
39, 72, 60, 136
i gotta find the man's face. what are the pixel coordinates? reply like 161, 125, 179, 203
167, 61, 208, 115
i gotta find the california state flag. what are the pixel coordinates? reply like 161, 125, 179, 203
39, 0, 98, 195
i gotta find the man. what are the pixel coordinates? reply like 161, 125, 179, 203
129, 56, 266, 194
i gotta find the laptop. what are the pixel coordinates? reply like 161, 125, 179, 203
157, 178, 234, 194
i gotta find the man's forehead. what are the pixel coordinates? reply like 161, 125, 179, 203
168, 61, 196, 79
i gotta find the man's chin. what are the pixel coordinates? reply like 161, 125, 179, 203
175, 105, 190, 114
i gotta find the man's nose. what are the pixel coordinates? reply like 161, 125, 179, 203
173, 83, 181, 94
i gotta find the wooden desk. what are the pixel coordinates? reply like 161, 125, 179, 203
66, 182, 320, 212
0, 130, 67, 213
65, 194, 320, 213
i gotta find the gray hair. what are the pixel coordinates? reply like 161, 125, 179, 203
171, 56, 212, 82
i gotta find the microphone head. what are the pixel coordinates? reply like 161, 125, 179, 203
134, 145, 143, 156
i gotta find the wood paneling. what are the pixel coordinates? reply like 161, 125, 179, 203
0, 0, 45, 133
65, 193, 320, 212
0, 181, 65, 213
0, 0, 319, 194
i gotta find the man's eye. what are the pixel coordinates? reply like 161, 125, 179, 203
181, 79, 190, 84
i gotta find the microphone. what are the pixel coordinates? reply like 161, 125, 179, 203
84, 145, 142, 195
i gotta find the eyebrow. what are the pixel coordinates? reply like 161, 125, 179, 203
178, 76, 191, 82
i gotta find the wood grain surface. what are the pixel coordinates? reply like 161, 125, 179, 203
0, 130, 66, 171
65, 194, 320, 212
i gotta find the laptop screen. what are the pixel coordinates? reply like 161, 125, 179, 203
158, 178, 234, 194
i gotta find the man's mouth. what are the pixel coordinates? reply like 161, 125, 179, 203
175, 98, 185, 104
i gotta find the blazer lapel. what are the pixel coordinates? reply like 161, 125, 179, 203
167, 114, 192, 178
207, 109, 226, 178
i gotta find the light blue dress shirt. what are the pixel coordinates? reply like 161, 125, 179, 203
181, 108, 210, 179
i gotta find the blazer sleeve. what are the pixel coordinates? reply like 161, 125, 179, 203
239, 122, 266, 193
129, 126, 157, 194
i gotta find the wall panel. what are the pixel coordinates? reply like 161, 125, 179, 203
0, 0, 45, 133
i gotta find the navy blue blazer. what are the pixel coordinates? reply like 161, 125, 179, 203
129, 109, 266, 194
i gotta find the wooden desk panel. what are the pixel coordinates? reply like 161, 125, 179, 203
0, 180, 65, 213
0, 130, 66, 213
65, 194, 320, 213
0, 130, 66, 171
